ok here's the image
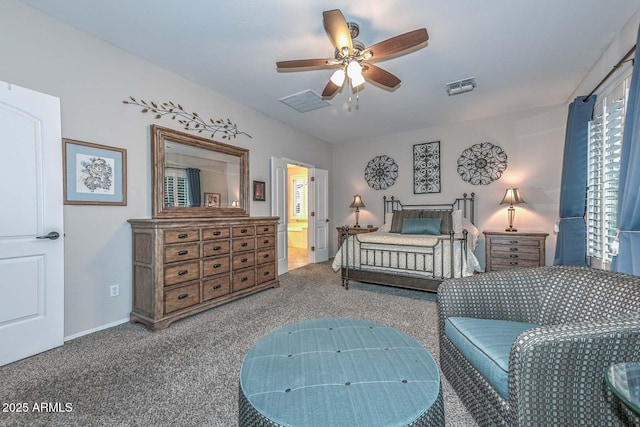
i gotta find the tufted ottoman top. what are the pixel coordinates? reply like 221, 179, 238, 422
239, 317, 442, 426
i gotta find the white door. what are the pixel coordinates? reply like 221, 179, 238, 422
270, 157, 288, 274
310, 168, 329, 263
0, 81, 64, 366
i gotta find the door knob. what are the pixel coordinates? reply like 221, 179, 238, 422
36, 231, 60, 240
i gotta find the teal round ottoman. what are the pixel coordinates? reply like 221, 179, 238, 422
239, 318, 444, 426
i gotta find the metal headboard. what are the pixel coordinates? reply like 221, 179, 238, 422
383, 193, 476, 225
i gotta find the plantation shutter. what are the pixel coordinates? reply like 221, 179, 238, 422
164, 168, 189, 207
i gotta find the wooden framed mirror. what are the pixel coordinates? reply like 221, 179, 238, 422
151, 125, 249, 218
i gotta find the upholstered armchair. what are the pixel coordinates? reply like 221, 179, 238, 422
438, 266, 640, 427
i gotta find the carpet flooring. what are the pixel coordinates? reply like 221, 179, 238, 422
0, 261, 477, 427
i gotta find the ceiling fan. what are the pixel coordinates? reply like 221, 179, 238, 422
276, 9, 429, 98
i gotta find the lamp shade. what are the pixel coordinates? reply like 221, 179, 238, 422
500, 188, 526, 206
350, 194, 365, 208
330, 69, 346, 86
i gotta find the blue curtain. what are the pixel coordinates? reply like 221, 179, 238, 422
612, 34, 640, 275
554, 95, 596, 266
186, 168, 201, 207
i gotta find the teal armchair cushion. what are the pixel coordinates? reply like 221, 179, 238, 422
444, 317, 538, 398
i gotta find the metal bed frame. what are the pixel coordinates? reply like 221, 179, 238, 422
340, 193, 475, 292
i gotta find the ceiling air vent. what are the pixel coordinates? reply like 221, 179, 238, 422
446, 77, 476, 96
280, 90, 330, 113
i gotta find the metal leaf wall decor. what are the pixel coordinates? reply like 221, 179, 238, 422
457, 142, 507, 185
364, 155, 398, 190
122, 97, 252, 139
413, 141, 441, 194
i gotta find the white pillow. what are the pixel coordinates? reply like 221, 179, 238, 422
452, 209, 463, 234
378, 212, 394, 233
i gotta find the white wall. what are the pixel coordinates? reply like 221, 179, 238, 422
331, 104, 567, 268
0, 0, 332, 338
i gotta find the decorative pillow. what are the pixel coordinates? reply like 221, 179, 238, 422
401, 218, 442, 235
421, 210, 453, 234
390, 210, 421, 233
378, 212, 395, 233
452, 209, 463, 234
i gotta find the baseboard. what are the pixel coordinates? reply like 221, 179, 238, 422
64, 317, 129, 342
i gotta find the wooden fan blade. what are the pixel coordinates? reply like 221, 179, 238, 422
276, 59, 334, 70
322, 80, 341, 98
323, 9, 352, 54
363, 28, 428, 62
362, 64, 401, 89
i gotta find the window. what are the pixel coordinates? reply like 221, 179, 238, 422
586, 75, 630, 266
291, 175, 308, 219
164, 168, 189, 207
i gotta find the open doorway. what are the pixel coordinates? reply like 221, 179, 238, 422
287, 164, 309, 270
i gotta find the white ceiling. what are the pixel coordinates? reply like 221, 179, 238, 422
17, 0, 640, 144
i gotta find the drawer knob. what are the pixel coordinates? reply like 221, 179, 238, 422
241, 277, 248, 282
263, 227, 269, 232
212, 284, 222, 290
509, 254, 518, 258
178, 233, 188, 239
178, 270, 188, 276
213, 245, 222, 251
263, 254, 270, 259
241, 242, 248, 247
241, 229, 248, 234
213, 263, 222, 268
178, 293, 189, 300
241, 258, 248, 263
178, 250, 189, 256
213, 231, 221, 236
510, 248, 518, 252
510, 261, 518, 265
263, 271, 270, 276
510, 240, 518, 244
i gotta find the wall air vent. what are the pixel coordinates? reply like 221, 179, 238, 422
280, 90, 330, 113
446, 77, 476, 96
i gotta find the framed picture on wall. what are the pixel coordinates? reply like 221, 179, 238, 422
62, 138, 127, 205
253, 180, 266, 201
204, 192, 221, 208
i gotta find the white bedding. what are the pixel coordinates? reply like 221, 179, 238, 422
332, 229, 481, 279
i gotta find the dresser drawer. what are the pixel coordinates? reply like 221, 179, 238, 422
257, 249, 275, 265
203, 240, 231, 257
164, 243, 200, 264
233, 237, 255, 252
490, 236, 541, 247
233, 252, 256, 270
491, 258, 541, 270
257, 235, 276, 249
257, 263, 276, 285
233, 269, 255, 291
203, 255, 230, 277
164, 229, 199, 244
164, 283, 200, 314
233, 225, 255, 238
491, 245, 541, 258
256, 224, 276, 235
202, 227, 231, 240
202, 276, 231, 301
164, 261, 200, 286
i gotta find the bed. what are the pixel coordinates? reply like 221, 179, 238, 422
332, 193, 481, 292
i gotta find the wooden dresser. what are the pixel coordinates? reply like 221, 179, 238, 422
128, 216, 279, 330
483, 231, 548, 272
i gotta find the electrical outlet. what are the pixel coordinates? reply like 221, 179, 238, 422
110, 284, 119, 297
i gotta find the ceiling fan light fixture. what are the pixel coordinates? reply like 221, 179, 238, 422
351, 71, 365, 88
330, 69, 346, 86
346, 60, 362, 79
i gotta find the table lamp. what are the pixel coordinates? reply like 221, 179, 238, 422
350, 194, 365, 228
500, 188, 526, 232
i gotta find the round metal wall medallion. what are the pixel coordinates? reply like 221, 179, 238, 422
457, 142, 507, 185
364, 155, 398, 190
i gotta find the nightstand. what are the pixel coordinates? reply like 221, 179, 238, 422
337, 226, 378, 247
484, 231, 548, 272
